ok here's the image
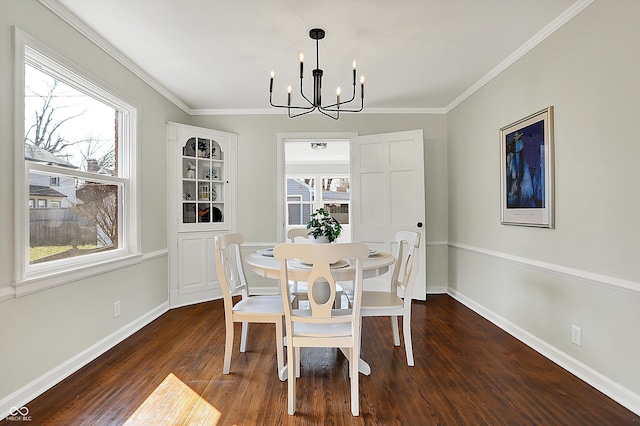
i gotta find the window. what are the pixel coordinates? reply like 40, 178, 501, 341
14, 29, 140, 291
286, 177, 350, 226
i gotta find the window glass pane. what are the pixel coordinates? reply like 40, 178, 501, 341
322, 177, 350, 224
24, 64, 117, 174
287, 203, 312, 226
286, 178, 314, 225
29, 172, 119, 264
286, 178, 314, 202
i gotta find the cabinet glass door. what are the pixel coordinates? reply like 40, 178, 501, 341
181, 137, 225, 225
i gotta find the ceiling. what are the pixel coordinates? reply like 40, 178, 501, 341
48, 0, 587, 115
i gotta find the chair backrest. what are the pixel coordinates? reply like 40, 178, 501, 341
390, 231, 421, 298
214, 233, 249, 311
274, 243, 369, 323
287, 228, 309, 243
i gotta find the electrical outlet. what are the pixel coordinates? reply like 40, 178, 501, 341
114, 301, 121, 318
571, 325, 582, 346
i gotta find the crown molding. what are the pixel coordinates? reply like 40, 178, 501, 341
445, 0, 595, 113
39, 0, 191, 114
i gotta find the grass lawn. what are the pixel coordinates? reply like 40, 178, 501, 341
30, 245, 98, 262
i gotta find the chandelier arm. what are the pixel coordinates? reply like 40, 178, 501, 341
270, 89, 316, 111
318, 108, 339, 120
298, 76, 315, 108
270, 96, 311, 110
322, 86, 356, 109
320, 97, 364, 113
288, 106, 318, 118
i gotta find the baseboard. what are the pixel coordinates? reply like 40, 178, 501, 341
0, 301, 170, 418
447, 288, 640, 416
169, 289, 222, 308
426, 285, 448, 295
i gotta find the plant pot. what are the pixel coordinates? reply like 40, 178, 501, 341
308, 235, 330, 244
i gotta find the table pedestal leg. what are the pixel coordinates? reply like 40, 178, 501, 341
339, 348, 371, 376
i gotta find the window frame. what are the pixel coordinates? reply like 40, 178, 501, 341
13, 28, 141, 296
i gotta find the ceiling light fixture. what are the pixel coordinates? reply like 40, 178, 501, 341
269, 28, 365, 120
311, 142, 328, 150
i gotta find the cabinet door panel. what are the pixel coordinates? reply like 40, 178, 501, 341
178, 235, 207, 294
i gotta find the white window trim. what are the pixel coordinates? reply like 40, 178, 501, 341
13, 27, 141, 296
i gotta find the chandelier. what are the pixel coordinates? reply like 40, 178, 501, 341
269, 28, 365, 120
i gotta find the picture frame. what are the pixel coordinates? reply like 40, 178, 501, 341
500, 106, 555, 228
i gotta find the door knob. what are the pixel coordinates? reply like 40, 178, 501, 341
417, 222, 423, 228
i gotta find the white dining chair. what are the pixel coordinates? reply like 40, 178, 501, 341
287, 228, 345, 309
287, 227, 309, 242
274, 242, 369, 416
214, 233, 286, 380
360, 231, 421, 366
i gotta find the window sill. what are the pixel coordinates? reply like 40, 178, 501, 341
13, 253, 144, 297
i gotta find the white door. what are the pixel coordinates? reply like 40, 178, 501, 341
351, 130, 426, 300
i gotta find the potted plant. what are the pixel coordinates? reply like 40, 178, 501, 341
307, 208, 342, 243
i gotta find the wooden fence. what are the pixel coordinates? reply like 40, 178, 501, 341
29, 208, 97, 247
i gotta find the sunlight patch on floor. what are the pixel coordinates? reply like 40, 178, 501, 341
124, 373, 221, 425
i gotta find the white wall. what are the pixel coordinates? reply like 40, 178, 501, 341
447, 0, 640, 412
189, 113, 450, 294
0, 0, 189, 410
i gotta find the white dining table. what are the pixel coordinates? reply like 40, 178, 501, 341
246, 250, 395, 282
246, 249, 395, 377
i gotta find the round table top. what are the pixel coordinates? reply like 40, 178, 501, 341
246, 251, 395, 281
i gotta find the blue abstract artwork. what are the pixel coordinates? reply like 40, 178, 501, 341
505, 119, 545, 209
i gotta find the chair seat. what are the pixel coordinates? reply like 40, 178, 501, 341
233, 295, 285, 315
291, 309, 353, 337
293, 321, 353, 338
361, 291, 403, 308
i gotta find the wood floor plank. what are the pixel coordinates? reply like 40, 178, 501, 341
2, 295, 636, 425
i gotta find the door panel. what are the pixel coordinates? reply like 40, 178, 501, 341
351, 130, 426, 299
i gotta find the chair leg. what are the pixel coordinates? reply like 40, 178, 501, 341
390, 315, 400, 346
403, 315, 414, 366
240, 321, 249, 352
350, 346, 359, 416
295, 346, 301, 378
275, 320, 285, 378
223, 317, 234, 374
287, 342, 297, 415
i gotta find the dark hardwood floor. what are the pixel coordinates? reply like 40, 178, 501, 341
3, 295, 636, 425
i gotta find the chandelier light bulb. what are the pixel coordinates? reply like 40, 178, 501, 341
299, 52, 304, 62
352, 60, 357, 69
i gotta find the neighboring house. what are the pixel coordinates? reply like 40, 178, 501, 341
287, 178, 313, 225
287, 178, 350, 225
28, 184, 66, 209
25, 143, 79, 207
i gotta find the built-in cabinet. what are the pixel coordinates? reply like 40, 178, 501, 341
167, 122, 237, 306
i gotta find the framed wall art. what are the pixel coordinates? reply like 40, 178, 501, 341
500, 106, 555, 228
